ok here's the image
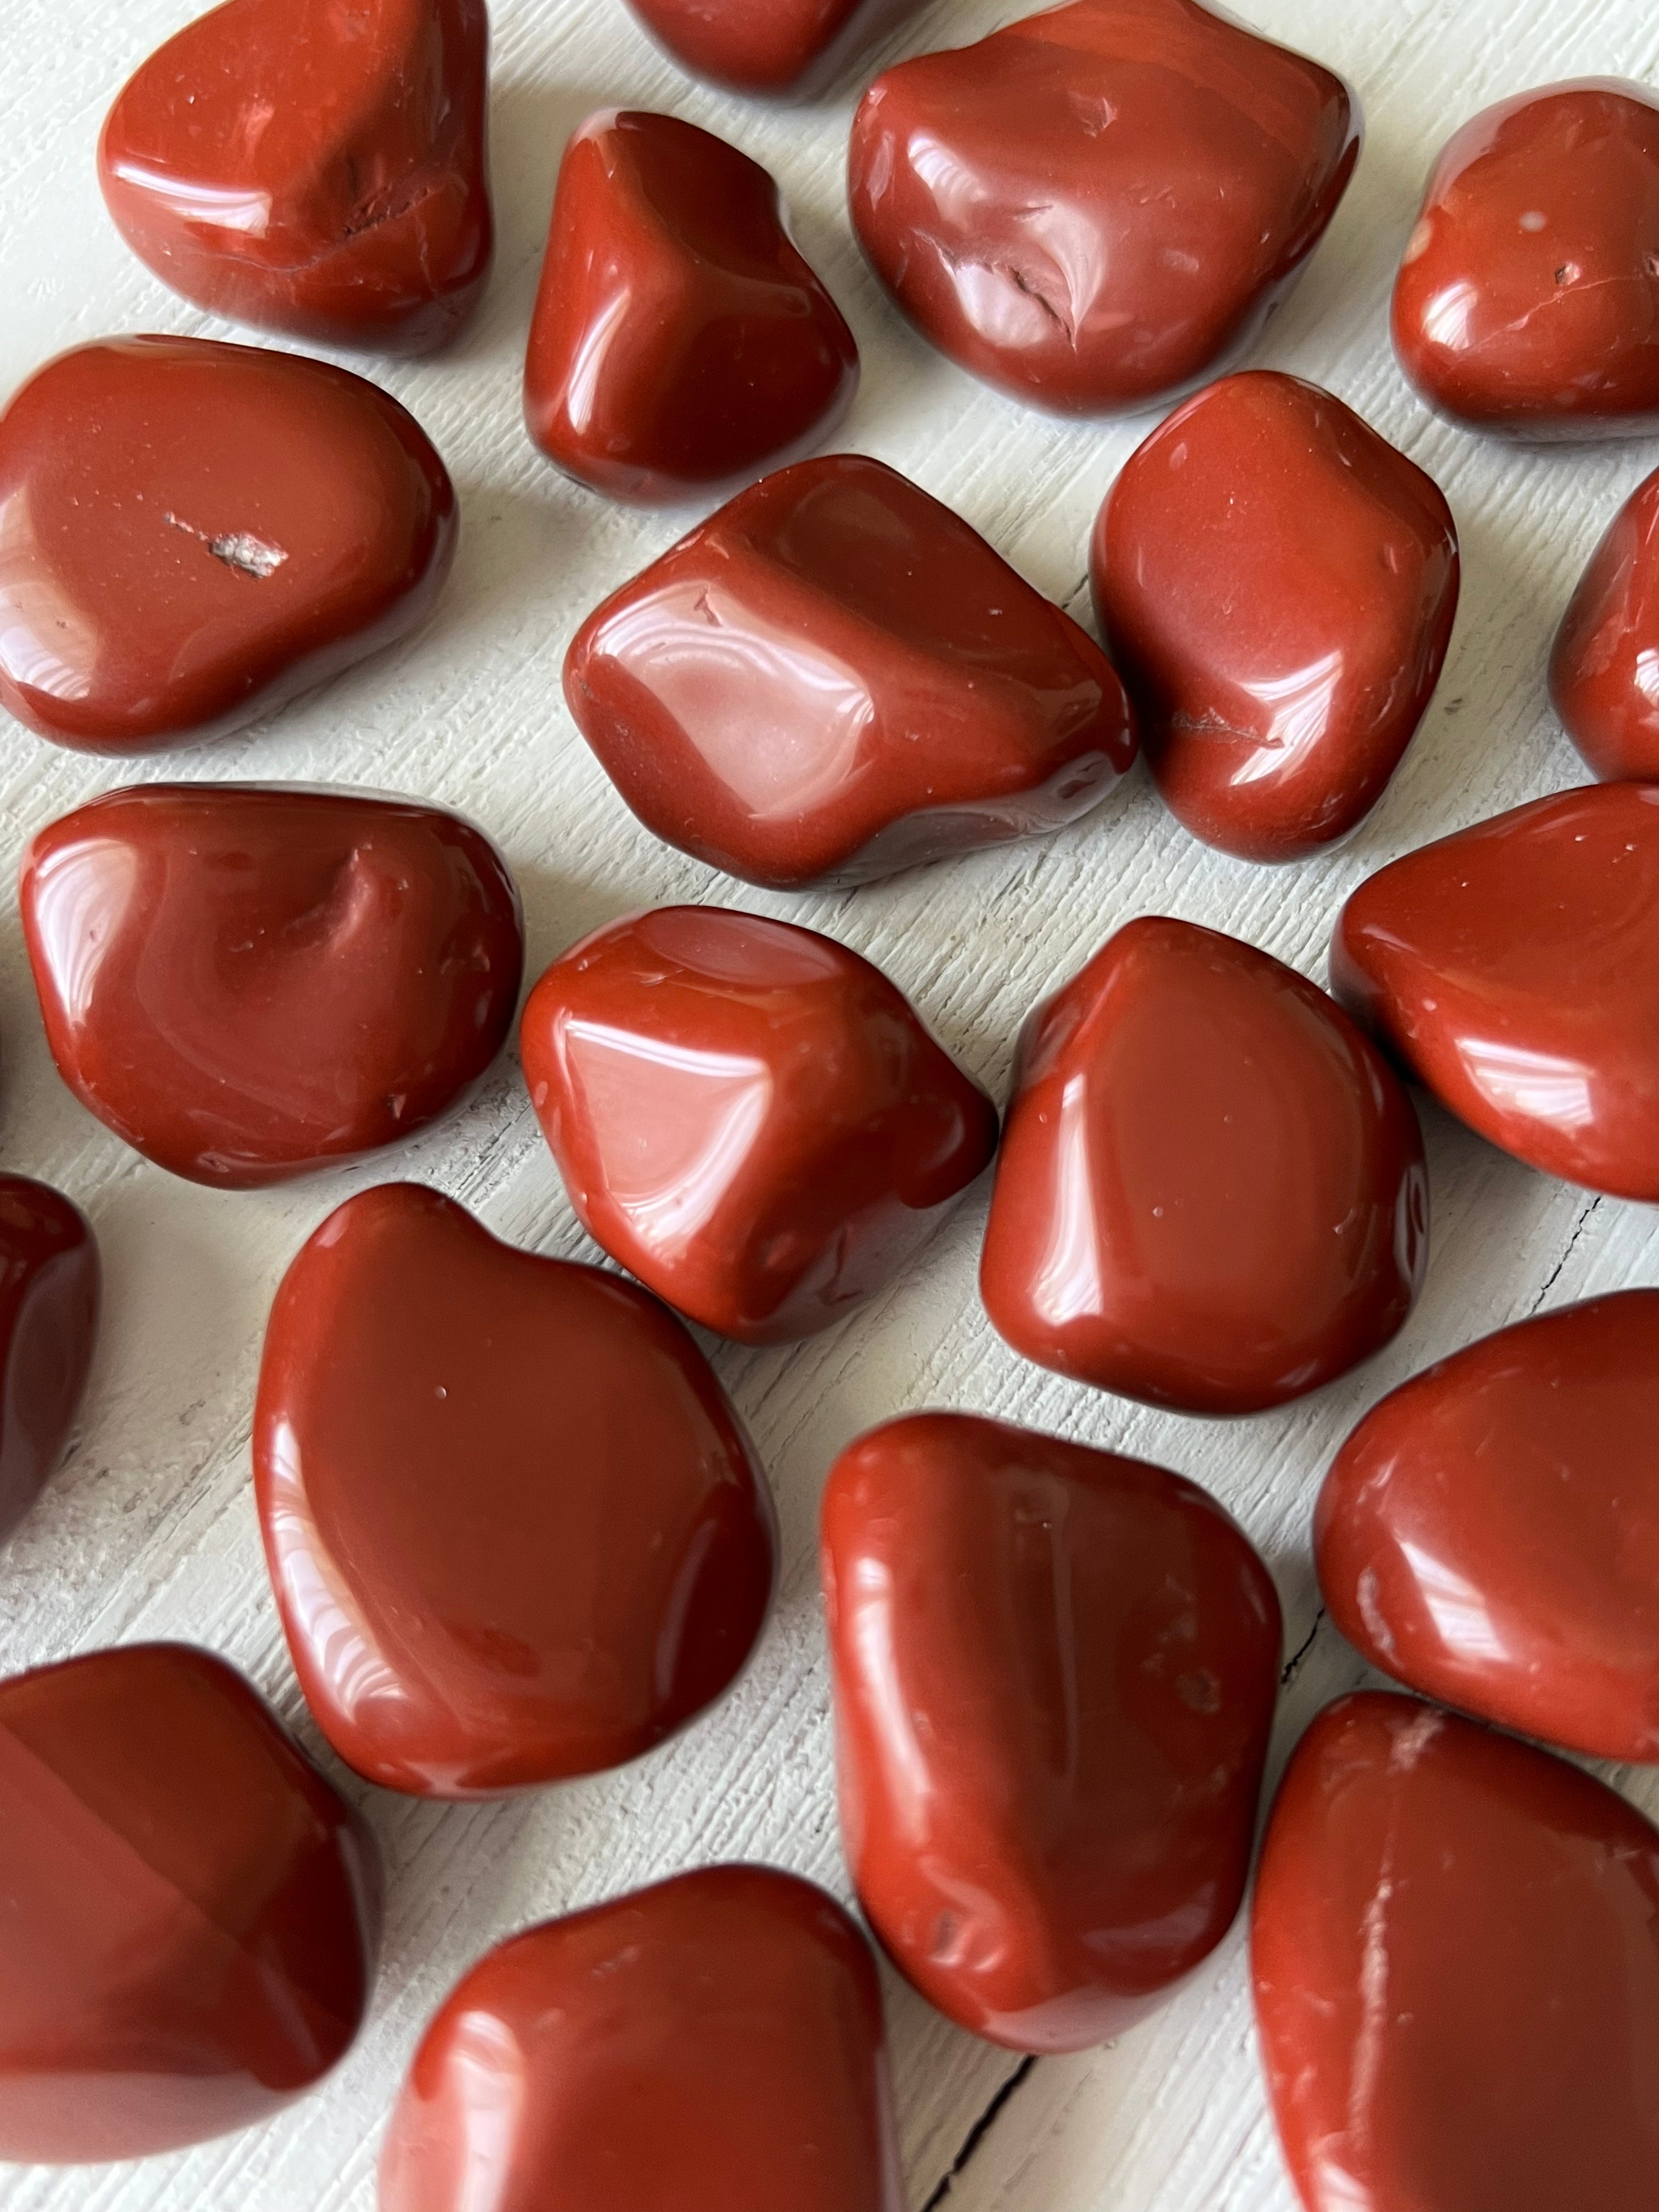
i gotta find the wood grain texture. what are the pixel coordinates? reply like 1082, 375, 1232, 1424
2, 0, 1657, 2205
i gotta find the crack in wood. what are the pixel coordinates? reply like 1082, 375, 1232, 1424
1280, 1606, 1326, 1688
922, 2057, 1039, 2210
1526, 1194, 1603, 1316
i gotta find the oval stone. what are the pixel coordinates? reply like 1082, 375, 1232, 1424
1550, 461, 1659, 780
0, 1178, 100, 1547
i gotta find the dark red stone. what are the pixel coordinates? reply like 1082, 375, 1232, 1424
849, 0, 1359, 416
1252, 1692, 1659, 2212
0, 1643, 379, 2163
1091, 371, 1460, 861
21, 785, 522, 1190
99, 0, 492, 354
380, 1865, 903, 2211
253, 1183, 777, 1798
0, 1179, 99, 1547
981, 917, 1427, 1415
1550, 462, 1659, 779
0, 337, 456, 754
623, 0, 923, 97
524, 110, 858, 506
822, 1412, 1281, 2052
564, 454, 1137, 888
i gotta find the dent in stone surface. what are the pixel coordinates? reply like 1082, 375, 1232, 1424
622, 0, 927, 98
1550, 461, 1659, 778
0, 1178, 99, 1548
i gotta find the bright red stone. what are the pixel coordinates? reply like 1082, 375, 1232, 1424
1252, 1692, 1659, 2212
254, 1183, 777, 1798
99, 0, 492, 354
849, 0, 1359, 416
520, 906, 998, 1344
524, 110, 858, 506
822, 1412, 1281, 2053
1392, 80, 1659, 438
0, 337, 456, 754
22, 785, 522, 1190
1331, 782, 1659, 1200
1550, 462, 1659, 779
0, 1179, 99, 1547
1091, 371, 1460, 862
0, 1643, 379, 2164
380, 1865, 904, 2212
564, 454, 1137, 888
623, 0, 923, 96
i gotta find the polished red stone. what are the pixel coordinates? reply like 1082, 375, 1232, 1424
1091, 371, 1460, 862
380, 1865, 903, 2212
0, 337, 456, 754
21, 785, 522, 1190
624, 0, 922, 96
849, 0, 1360, 416
99, 0, 492, 354
1550, 462, 1659, 778
1392, 81, 1659, 438
1331, 782, 1659, 1199
1317, 1292, 1659, 1764
254, 1184, 776, 1798
981, 917, 1427, 1415
521, 906, 998, 1344
0, 1180, 100, 1548
565, 454, 1138, 888
822, 1412, 1281, 2053
0, 1642, 379, 2164
1252, 1692, 1659, 2212
525, 110, 858, 506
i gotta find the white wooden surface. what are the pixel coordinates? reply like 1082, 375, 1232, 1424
2, 0, 1658, 2205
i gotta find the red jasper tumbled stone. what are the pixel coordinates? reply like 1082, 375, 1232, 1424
254, 1184, 777, 1798
0, 1179, 100, 1547
980, 917, 1427, 1415
0, 337, 456, 754
0, 1643, 379, 2164
1252, 1693, 1659, 2212
1331, 782, 1659, 1200
1392, 80, 1659, 438
380, 1865, 904, 2212
565, 454, 1138, 888
623, 0, 923, 97
1550, 462, 1659, 780
1091, 371, 1460, 862
21, 785, 523, 1190
525, 110, 858, 506
849, 0, 1360, 417
99, 0, 492, 354
822, 1412, 1282, 2053
1316, 1292, 1659, 1764
521, 906, 998, 1344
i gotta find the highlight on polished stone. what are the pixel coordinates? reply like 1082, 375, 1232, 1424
99, 0, 492, 353
21, 785, 522, 1189
254, 1184, 777, 1798
1392, 79, 1659, 437
565, 454, 1138, 887
1253, 1692, 1659, 2212
849, 0, 1360, 416
0, 337, 456, 753
1092, 371, 1460, 862
1550, 462, 1659, 779
623, 0, 925, 97
822, 1411, 1282, 2053
0, 1178, 100, 1548
981, 917, 1427, 1415
524, 110, 858, 504
521, 906, 998, 1344
0, 1643, 379, 2164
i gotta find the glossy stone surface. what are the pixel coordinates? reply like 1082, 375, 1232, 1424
565, 454, 1138, 888
22, 785, 522, 1190
0, 336, 456, 753
99, 0, 492, 354
1331, 782, 1659, 1199
822, 1412, 1282, 2053
1252, 1692, 1659, 2212
525, 110, 857, 505
1392, 80, 1659, 438
0, 1643, 379, 2164
1550, 462, 1659, 778
849, 0, 1360, 417
981, 917, 1427, 1415
0, 1179, 99, 1547
623, 0, 923, 97
521, 906, 998, 1344
254, 1184, 776, 1798
1091, 371, 1460, 861
381, 1864, 903, 2212
1317, 1291, 1659, 1763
